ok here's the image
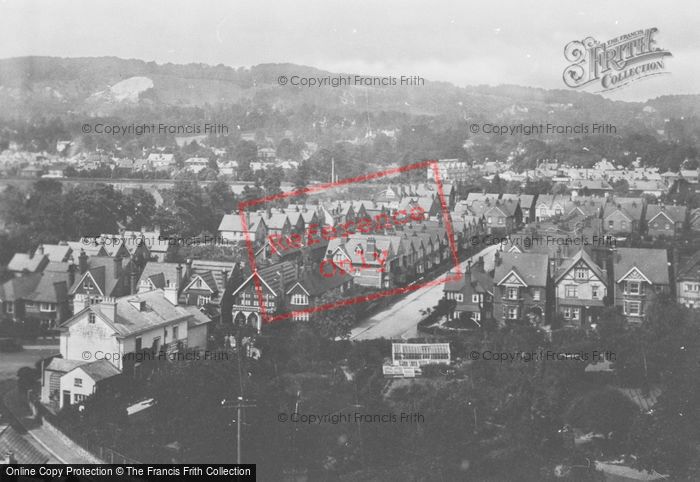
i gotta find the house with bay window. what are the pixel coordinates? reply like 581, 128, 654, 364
613, 248, 670, 322
493, 252, 549, 326
554, 249, 608, 327
677, 250, 700, 309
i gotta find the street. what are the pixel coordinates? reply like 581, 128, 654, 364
349, 244, 500, 340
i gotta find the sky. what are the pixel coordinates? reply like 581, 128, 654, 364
0, 0, 698, 101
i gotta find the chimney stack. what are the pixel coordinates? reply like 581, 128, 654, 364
78, 249, 88, 274
68, 259, 76, 287
367, 237, 377, 256
102, 297, 118, 323
113, 256, 122, 279
130, 266, 138, 295
176, 264, 183, 291
164, 280, 178, 305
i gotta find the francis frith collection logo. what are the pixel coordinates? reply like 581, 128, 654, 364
563, 27, 672, 92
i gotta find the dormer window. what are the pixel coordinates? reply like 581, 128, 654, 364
88, 312, 96, 324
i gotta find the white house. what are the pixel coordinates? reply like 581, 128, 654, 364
40, 289, 212, 410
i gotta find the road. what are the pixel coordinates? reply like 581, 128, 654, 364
349, 244, 500, 340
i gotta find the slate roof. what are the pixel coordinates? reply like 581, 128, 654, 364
7, 253, 48, 273
0, 273, 42, 302
138, 262, 183, 290
603, 202, 644, 221
327, 235, 401, 266
78, 289, 211, 338
290, 268, 352, 296
613, 248, 669, 285
36, 243, 72, 262
555, 249, 607, 284
645, 204, 687, 223
0, 424, 50, 464
218, 213, 261, 233
494, 252, 549, 287
71, 359, 121, 382
65, 241, 107, 257
676, 251, 700, 281
189, 260, 238, 293
69, 256, 135, 297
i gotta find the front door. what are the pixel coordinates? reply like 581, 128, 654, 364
62, 390, 71, 408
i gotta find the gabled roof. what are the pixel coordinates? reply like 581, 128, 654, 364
138, 262, 183, 290
218, 213, 260, 233
645, 204, 687, 223
494, 252, 549, 287
189, 260, 238, 293
0, 273, 42, 302
555, 249, 607, 284
69, 256, 135, 297
603, 202, 643, 221
613, 248, 669, 285
68, 359, 121, 382
63, 289, 211, 338
288, 268, 352, 296
326, 235, 401, 266
677, 251, 700, 281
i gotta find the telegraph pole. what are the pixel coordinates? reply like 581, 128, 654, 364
222, 397, 256, 464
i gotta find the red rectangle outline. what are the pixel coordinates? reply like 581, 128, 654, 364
239, 160, 463, 324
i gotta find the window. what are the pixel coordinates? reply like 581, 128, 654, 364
665, 223, 671, 230
40, 303, 55, 312
625, 301, 641, 316
74, 378, 83, 388
563, 307, 571, 319
507, 287, 518, 300
592, 285, 600, 299
291, 293, 309, 305
628, 282, 640, 295
575, 268, 587, 280
455, 294, 463, 302
24, 301, 34, 308
487, 217, 492, 224
498, 217, 504, 225
533, 288, 540, 301
565, 285, 578, 298
572, 308, 580, 320
74, 394, 87, 403
608, 220, 614, 228
621, 220, 627, 229
473, 312, 481, 321
6, 303, 13, 314
172, 326, 178, 340
652, 222, 658, 228
472, 294, 480, 303
195, 278, 202, 288
83, 280, 92, 290
88, 312, 96, 324
294, 312, 310, 321
135, 337, 142, 351
197, 295, 210, 306
507, 307, 518, 319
